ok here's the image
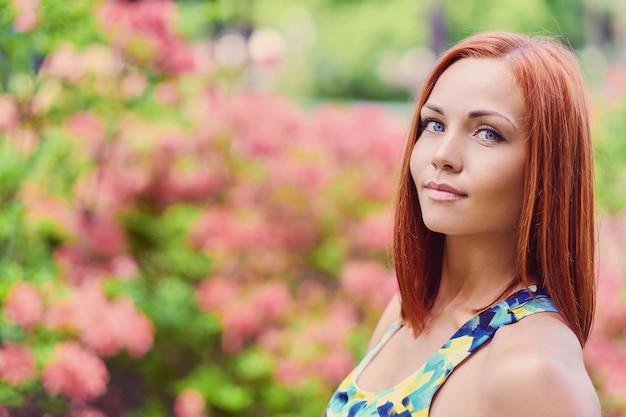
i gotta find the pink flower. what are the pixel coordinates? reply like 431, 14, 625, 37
77, 212, 127, 258
19, 183, 75, 235
274, 357, 307, 386
44, 282, 105, 331
45, 283, 153, 358
0, 343, 36, 385
40, 44, 84, 82
154, 81, 180, 105
340, 261, 397, 309
310, 304, 359, 349
6, 126, 38, 154
11, 0, 39, 32
196, 277, 241, 313
109, 253, 139, 280
97, 1, 195, 75
311, 350, 355, 384
65, 112, 106, 149
53, 245, 105, 285
174, 389, 206, 417
4, 282, 43, 331
121, 71, 147, 98
256, 327, 283, 352
191, 209, 265, 252
220, 301, 263, 353
68, 408, 107, 417
354, 211, 393, 252
42, 341, 109, 404
248, 281, 293, 320
80, 297, 154, 358
0, 95, 19, 132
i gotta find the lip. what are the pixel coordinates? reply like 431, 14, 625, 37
424, 181, 467, 201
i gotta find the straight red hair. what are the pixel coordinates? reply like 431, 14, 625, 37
394, 32, 595, 345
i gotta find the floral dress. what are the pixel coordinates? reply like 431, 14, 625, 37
325, 287, 558, 417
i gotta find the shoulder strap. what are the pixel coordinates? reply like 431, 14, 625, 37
407, 287, 558, 413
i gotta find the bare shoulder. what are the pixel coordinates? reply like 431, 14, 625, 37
481, 312, 601, 417
366, 293, 402, 351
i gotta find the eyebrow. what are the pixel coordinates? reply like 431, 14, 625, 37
422, 103, 518, 130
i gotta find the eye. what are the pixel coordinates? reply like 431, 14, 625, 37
421, 118, 445, 133
474, 125, 505, 142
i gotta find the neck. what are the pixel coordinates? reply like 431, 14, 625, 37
433, 232, 521, 312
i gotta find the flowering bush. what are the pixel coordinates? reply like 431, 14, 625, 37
0, 1, 625, 416
0, 1, 402, 415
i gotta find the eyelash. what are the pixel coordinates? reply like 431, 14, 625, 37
419, 119, 506, 143
419, 117, 443, 133
475, 125, 505, 143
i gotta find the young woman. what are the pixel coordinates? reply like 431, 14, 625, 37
325, 32, 600, 417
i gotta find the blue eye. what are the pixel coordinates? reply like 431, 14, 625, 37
421, 119, 445, 133
475, 126, 504, 142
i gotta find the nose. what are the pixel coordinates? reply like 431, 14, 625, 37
430, 132, 463, 172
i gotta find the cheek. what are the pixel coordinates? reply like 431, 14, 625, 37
482, 158, 526, 218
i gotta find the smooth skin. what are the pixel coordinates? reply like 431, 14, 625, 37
356, 58, 600, 417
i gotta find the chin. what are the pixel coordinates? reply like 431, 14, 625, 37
421, 216, 460, 235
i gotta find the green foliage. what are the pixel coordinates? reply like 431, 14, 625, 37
249, 0, 587, 100
593, 97, 626, 212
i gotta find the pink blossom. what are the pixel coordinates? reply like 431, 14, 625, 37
109, 253, 139, 280
274, 357, 307, 386
53, 245, 105, 285
65, 112, 106, 148
190, 209, 263, 252
45, 284, 153, 358
310, 304, 359, 349
354, 211, 393, 252
11, 0, 39, 32
174, 389, 206, 417
196, 277, 241, 313
19, 184, 75, 235
80, 297, 154, 358
156, 40, 196, 75
248, 281, 293, 320
311, 350, 355, 384
77, 212, 127, 258
4, 281, 43, 331
158, 162, 228, 205
121, 71, 147, 98
191, 41, 213, 73
68, 408, 107, 417
97, 1, 195, 75
605, 64, 626, 100
0, 343, 36, 385
6, 126, 38, 154
154, 81, 180, 105
73, 162, 150, 213
44, 281, 107, 331
220, 301, 263, 353
41, 44, 84, 82
80, 45, 122, 79
340, 261, 397, 309
256, 327, 283, 352
0, 95, 19, 132
42, 341, 109, 404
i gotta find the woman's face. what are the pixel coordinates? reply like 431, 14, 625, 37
410, 57, 527, 239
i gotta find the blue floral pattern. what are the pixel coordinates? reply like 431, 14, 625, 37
325, 287, 558, 416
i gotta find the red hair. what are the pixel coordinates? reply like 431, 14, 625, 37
394, 32, 595, 345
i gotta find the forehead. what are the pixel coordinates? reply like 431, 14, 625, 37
426, 58, 525, 121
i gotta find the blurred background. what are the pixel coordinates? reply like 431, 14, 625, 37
0, 0, 625, 416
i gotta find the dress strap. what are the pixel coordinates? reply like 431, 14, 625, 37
411, 286, 558, 412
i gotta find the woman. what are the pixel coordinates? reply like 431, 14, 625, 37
325, 32, 600, 417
